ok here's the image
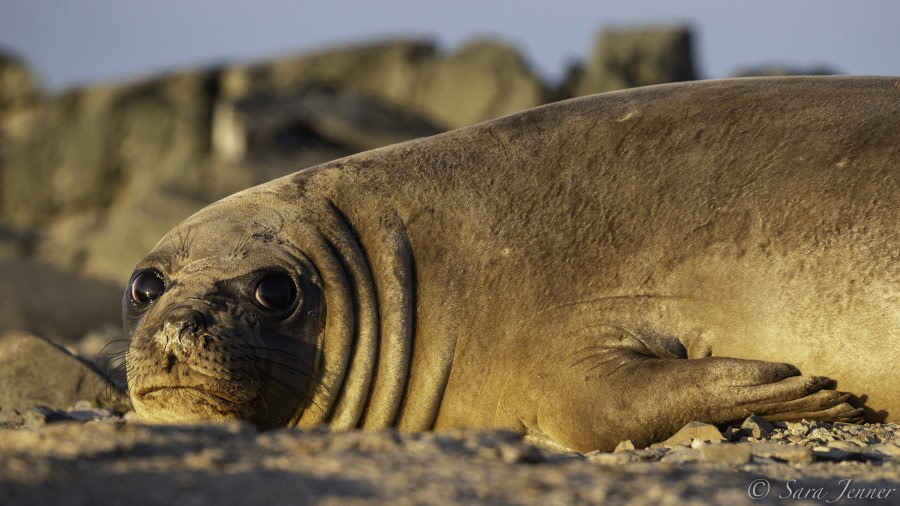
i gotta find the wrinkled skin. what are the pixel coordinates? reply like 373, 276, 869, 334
126, 77, 898, 452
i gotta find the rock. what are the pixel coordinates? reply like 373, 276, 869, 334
698, 443, 752, 464
220, 39, 546, 130
690, 439, 707, 449
631, 448, 670, 462
0, 331, 129, 412
219, 39, 433, 104
808, 427, 835, 443
0, 223, 38, 263
0, 39, 546, 284
572, 26, 695, 96
0, 49, 41, 111
749, 442, 814, 464
660, 447, 700, 464
732, 65, 840, 78
614, 439, 635, 452
72, 326, 127, 368
21, 407, 50, 429
212, 86, 442, 164
1, 69, 217, 228
585, 451, 636, 466
722, 425, 743, 442
658, 421, 725, 448
828, 440, 860, 451
406, 40, 547, 129
496, 441, 547, 464
786, 421, 811, 436
741, 415, 775, 439
869, 442, 900, 457
810, 446, 886, 463
0, 69, 221, 281
588, 446, 668, 464
1, 404, 126, 430
0, 407, 27, 428
0, 259, 123, 342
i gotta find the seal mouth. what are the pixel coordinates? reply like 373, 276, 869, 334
132, 383, 258, 424
138, 385, 245, 405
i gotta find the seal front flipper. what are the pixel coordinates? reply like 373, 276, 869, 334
513, 328, 862, 453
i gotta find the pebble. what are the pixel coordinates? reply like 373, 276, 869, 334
722, 426, 742, 442
808, 427, 834, 443
0, 404, 124, 429
749, 442, 814, 464
827, 440, 858, 451
869, 442, 900, 457
655, 421, 725, 448
587, 452, 637, 466
614, 439, 635, 452
583, 418, 899, 468
2, 404, 898, 472
741, 415, 774, 439
497, 442, 546, 464
660, 447, 699, 464
698, 443, 752, 464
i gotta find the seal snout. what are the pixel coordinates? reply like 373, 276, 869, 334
159, 306, 213, 360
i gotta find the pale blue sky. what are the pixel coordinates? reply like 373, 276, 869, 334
2, 0, 898, 92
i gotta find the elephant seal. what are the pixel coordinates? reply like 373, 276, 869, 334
125, 77, 898, 452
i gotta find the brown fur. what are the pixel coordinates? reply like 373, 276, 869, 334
126, 77, 898, 452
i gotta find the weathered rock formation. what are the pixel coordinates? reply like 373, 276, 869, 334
0, 331, 128, 412
571, 26, 696, 95
0, 50, 40, 111
0, 38, 549, 289
3, 26, 833, 350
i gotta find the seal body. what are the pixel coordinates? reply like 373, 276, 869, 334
125, 77, 899, 452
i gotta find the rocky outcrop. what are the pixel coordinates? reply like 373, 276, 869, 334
0, 39, 546, 285
0, 259, 122, 341
1, 69, 217, 227
0, 69, 222, 281
0, 332, 128, 412
212, 85, 442, 163
571, 26, 696, 95
0, 26, 839, 348
0, 50, 40, 111
220, 39, 547, 130
733, 65, 841, 77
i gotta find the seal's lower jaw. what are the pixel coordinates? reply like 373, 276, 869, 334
132, 386, 253, 424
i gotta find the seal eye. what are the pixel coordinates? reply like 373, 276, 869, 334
254, 273, 296, 311
130, 270, 165, 305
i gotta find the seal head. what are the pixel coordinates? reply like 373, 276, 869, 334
124, 198, 325, 428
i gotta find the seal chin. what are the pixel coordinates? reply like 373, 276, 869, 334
133, 385, 253, 424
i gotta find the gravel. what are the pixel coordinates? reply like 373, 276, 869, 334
1, 405, 897, 505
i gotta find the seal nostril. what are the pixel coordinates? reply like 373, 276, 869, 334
165, 308, 209, 346
165, 352, 176, 372
179, 321, 200, 341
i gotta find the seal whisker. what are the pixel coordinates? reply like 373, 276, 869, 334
228, 231, 254, 259
250, 356, 319, 384
243, 345, 316, 369
255, 368, 329, 419
249, 354, 338, 408
97, 339, 131, 392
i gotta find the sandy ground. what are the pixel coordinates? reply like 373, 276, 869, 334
1, 413, 897, 506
